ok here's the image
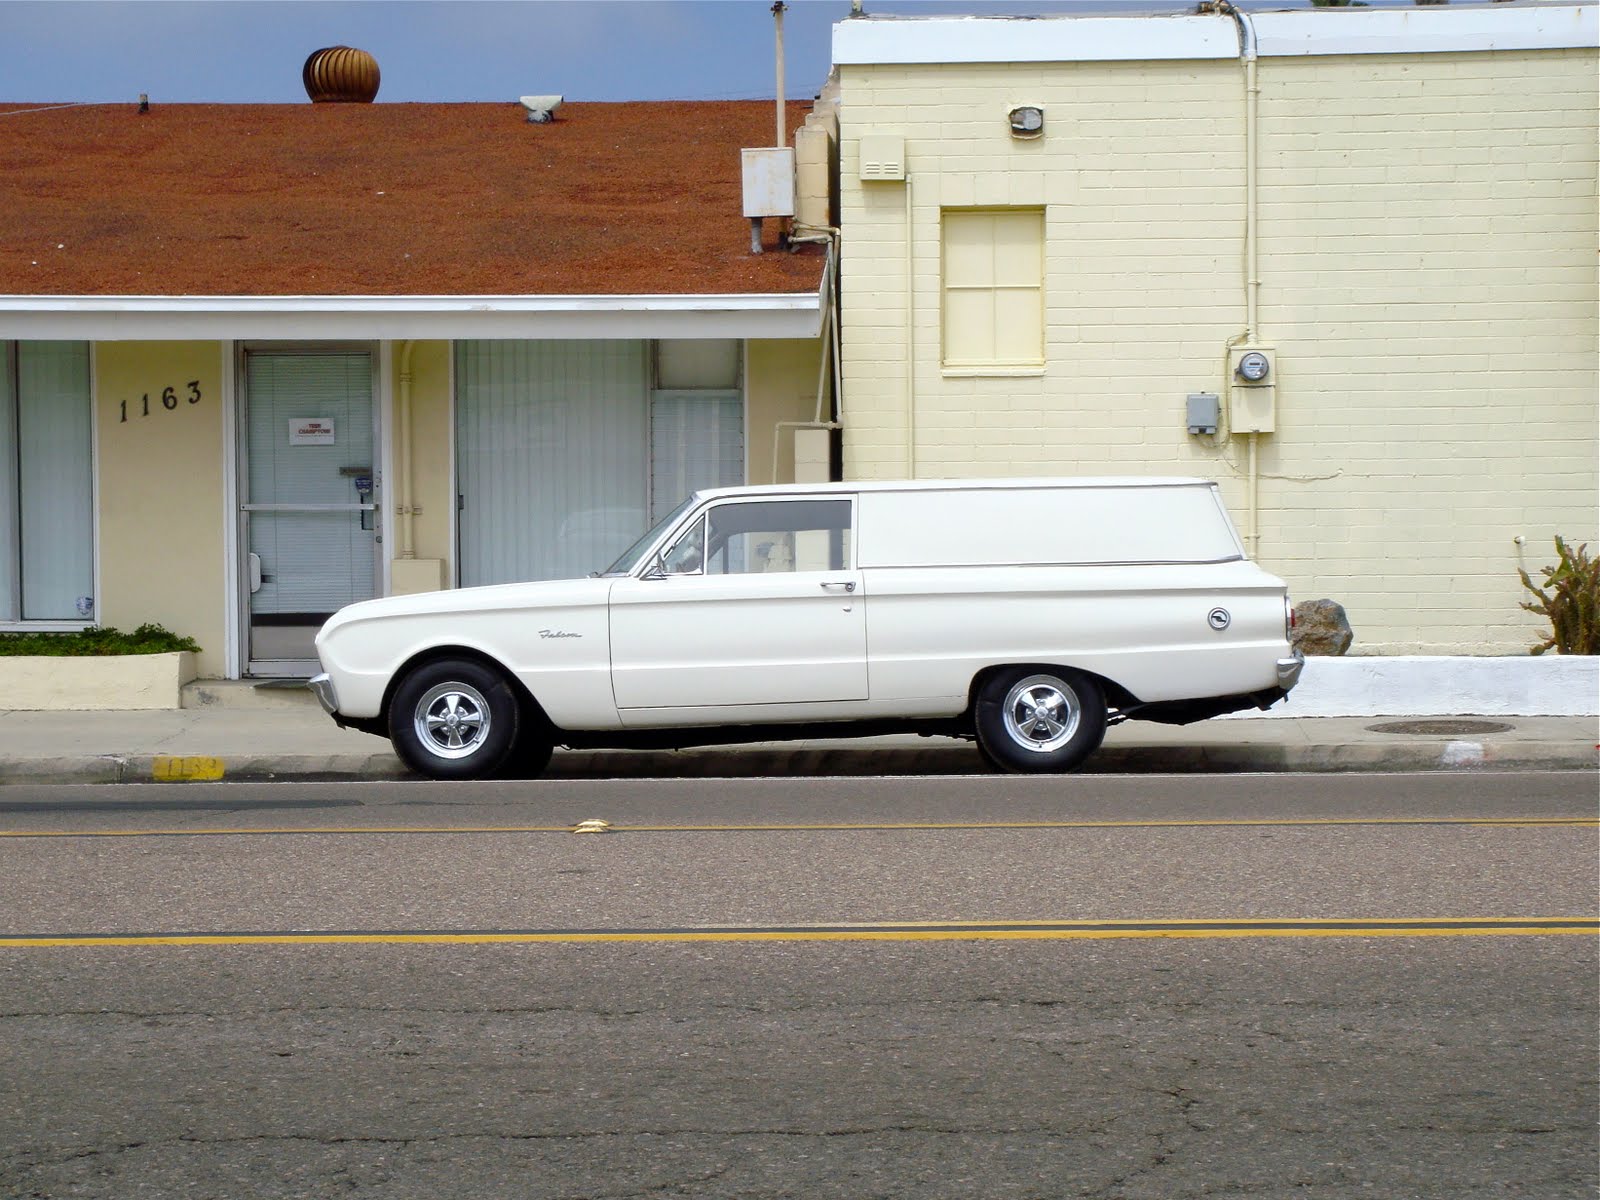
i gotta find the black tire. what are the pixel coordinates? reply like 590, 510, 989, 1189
495, 734, 555, 780
973, 667, 1107, 773
388, 658, 520, 781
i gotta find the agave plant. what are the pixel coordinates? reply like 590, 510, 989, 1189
1519, 537, 1600, 655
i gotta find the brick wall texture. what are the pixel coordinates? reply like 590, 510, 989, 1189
837, 47, 1597, 655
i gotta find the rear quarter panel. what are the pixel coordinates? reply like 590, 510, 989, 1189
863, 562, 1291, 706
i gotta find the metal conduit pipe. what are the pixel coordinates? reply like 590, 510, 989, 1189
1216, 0, 1263, 556
773, 235, 842, 481
792, 224, 847, 431
904, 171, 915, 478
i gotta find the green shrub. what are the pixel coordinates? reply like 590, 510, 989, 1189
1519, 537, 1600, 656
0, 623, 201, 657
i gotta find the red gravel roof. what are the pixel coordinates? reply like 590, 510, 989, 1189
0, 101, 823, 297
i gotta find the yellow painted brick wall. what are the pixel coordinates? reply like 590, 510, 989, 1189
748, 337, 831, 486
95, 342, 228, 676
838, 48, 1598, 654
388, 340, 453, 589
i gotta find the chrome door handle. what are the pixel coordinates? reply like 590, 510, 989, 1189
820, 580, 856, 593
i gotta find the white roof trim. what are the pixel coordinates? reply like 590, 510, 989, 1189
833, 14, 1235, 64
832, 5, 1597, 65
0, 291, 826, 341
1253, 5, 1598, 57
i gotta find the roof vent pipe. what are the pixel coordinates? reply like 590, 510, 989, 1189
521, 95, 564, 123
773, 1, 787, 147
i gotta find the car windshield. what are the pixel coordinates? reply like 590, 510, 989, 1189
599, 495, 698, 576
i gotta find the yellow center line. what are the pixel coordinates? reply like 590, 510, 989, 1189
0, 816, 1594, 839
4, 917, 1595, 949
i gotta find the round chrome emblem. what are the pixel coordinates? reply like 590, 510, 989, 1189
1207, 607, 1232, 631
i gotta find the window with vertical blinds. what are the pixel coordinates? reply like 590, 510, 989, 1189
0, 342, 94, 622
649, 340, 744, 521
456, 340, 651, 586
455, 340, 746, 586
649, 391, 743, 521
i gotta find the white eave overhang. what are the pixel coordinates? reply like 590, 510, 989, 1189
832, 4, 1598, 64
0, 290, 827, 342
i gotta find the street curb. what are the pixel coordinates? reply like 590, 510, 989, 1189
0, 741, 1592, 785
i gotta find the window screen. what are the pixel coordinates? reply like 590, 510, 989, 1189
0, 343, 94, 621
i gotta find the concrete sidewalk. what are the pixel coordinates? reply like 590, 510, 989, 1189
0, 681, 1594, 784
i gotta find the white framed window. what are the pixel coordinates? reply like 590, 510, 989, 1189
941, 208, 1045, 369
0, 342, 95, 623
650, 340, 743, 522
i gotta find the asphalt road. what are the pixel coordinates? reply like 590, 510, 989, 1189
1, 771, 1595, 1199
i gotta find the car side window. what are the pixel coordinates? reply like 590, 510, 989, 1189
703, 499, 853, 575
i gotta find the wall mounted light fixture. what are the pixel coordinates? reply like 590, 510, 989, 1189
1008, 105, 1044, 138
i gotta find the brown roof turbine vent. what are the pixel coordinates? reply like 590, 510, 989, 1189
303, 46, 380, 103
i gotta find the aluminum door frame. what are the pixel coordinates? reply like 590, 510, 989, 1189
235, 343, 382, 678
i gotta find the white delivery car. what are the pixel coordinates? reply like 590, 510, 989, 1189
310, 478, 1303, 779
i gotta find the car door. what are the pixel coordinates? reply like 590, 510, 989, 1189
608, 496, 867, 711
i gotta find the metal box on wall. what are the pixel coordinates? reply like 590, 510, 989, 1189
742, 148, 796, 218
1227, 345, 1277, 434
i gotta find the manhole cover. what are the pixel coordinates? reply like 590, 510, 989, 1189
1366, 719, 1514, 736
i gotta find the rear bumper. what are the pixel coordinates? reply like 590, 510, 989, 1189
1125, 652, 1303, 726
1277, 653, 1305, 690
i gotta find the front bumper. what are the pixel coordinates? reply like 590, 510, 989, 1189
308, 672, 339, 715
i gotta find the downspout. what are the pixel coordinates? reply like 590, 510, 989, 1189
773, 230, 843, 481
904, 171, 916, 478
1217, 1, 1262, 556
398, 339, 416, 560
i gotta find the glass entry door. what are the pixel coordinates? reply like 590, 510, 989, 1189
240, 350, 378, 676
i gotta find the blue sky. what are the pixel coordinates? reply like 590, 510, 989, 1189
0, 0, 1232, 105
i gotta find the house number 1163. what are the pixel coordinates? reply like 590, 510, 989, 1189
120, 381, 202, 422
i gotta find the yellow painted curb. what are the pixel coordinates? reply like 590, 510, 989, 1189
150, 756, 225, 782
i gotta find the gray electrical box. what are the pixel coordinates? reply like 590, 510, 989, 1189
1186, 393, 1220, 436
741, 148, 796, 218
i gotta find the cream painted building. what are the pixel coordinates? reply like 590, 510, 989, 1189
60, 328, 829, 681
827, 3, 1598, 655
1, 101, 835, 682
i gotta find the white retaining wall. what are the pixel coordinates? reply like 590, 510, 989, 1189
1241, 655, 1599, 718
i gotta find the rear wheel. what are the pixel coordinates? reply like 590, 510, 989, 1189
388, 658, 519, 780
496, 734, 556, 780
974, 667, 1107, 773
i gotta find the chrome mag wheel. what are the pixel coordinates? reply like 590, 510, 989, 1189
412, 680, 492, 760
999, 674, 1082, 753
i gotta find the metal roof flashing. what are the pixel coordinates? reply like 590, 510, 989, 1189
831, 3, 1598, 64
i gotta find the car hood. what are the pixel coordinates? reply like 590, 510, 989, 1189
318, 576, 612, 638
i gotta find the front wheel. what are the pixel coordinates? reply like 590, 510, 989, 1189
388, 658, 520, 780
974, 668, 1107, 773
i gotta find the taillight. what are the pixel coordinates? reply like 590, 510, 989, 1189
1285, 597, 1296, 638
